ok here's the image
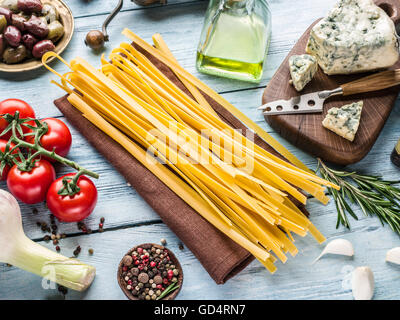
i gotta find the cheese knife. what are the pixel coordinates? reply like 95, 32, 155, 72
259, 68, 400, 116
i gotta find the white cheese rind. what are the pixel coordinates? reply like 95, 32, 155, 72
289, 54, 318, 91
322, 101, 363, 141
306, 0, 399, 75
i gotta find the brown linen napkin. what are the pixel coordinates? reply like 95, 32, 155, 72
54, 44, 309, 284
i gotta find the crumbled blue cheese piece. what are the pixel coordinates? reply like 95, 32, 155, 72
288, 54, 318, 91
322, 101, 363, 141
306, 0, 399, 75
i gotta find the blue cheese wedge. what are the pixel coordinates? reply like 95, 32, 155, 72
306, 0, 399, 75
322, 101, 363, 141
288, 54, 318, 91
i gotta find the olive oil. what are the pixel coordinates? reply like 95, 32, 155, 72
196, 53, 264, 83
196, 0, 271, 83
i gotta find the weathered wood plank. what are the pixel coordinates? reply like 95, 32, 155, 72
1, 0, 400, 300
1, 219, 400, 300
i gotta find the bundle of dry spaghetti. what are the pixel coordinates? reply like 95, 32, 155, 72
43, 29, 339, 273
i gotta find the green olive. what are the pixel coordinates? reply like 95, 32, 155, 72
0, 14, 6, 33
2, 44, 27, 64
0, 0, 18, 12
41, 3, 59, 23
47, 20, 64, 42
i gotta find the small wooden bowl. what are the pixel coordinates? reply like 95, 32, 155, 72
0, 0, 74, 73
117, 243, 183, 300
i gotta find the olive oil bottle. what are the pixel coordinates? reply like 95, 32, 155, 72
391, 139, 400, 168
196, 0, 271, 83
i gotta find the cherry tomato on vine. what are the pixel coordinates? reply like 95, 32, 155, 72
0, 139, 18, 181
27, 118, 72, 161
0, 99, 35, 140
46, 173, 98, 222
7, 159, 56, 204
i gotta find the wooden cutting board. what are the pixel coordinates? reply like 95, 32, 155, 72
262, 0, 400, 165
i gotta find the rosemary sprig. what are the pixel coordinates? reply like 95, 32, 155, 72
317, 158, 400, 234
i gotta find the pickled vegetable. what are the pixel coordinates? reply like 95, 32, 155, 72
1, 0, 18, 12
41, 3, 58, 23
24, 14, 48, 38
0, 7, 12, 22
4, 25, 21, 47
2, 44, 27, 63
0, 0, 62, 64
17, 0, 42, 14
22, 33, 37, 50
0, 14, 6, 33
32, 39, 54, 58
11, 13, 26, 31
47, 20, 63, 42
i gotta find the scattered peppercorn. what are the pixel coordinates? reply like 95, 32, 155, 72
57, 285, 68, 295
43, 235, 50, 242
88, 248, 94, 255
55, 246, 60, 252
73, 246, 81, 257
32, 208, 38, 215
160, 238, 167, 245
178, 243, 184, 250
100, 217, 105, 223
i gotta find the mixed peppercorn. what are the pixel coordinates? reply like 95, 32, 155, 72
120, 244, 180, 300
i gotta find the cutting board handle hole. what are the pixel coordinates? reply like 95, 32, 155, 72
293, 105, 299, 110
379, 3, 396, 19
308, 100, 316, 106
276, 105, 283, 111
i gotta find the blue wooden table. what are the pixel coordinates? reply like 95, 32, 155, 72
1, 0, 400, 300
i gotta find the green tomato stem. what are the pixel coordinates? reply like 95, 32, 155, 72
9, 120, 99, 179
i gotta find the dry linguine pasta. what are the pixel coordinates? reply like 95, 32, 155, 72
42, 30, 339, 273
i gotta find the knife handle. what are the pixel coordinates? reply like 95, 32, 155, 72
341, 69, 400, 96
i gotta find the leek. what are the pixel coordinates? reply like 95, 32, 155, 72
0, 189, 96, 291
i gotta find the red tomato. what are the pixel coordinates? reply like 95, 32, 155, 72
7, 160, 56, 204
0, 99, 35, 140
47, 173, 98, 222
27, 118, 72, 161
0, 139, 18, 181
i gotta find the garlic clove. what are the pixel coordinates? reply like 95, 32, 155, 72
312, 238, 354, 264
386, 247, 400, 265
386, 247, 400, 264
351, 266, 374, 300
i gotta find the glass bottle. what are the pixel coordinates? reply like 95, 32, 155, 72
391, 138, 400, 168
196, 0, 272, 83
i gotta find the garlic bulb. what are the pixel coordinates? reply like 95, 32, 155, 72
313, 238, 354, 264
351, 266, 374, 300
386, 247, 400, 265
